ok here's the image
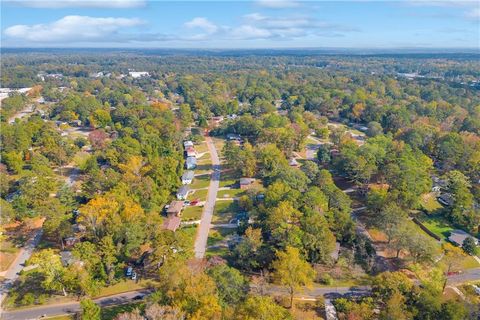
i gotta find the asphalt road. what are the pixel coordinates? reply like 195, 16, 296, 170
193, 136, 221, 259
0, 228, 43, 308
1, 290, 150, 320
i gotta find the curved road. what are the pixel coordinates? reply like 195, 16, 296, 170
193, 136, 221, 259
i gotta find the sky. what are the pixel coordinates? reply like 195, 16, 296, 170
1, 0, 479, 49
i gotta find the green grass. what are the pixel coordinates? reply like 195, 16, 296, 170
213, 200, 240, 223
101, 302, 144, 320
94, 280, 144, 298
190, 174, 211, 189
216, 188, 245, 199
417, 214, 455, 240
189, 188, 208, 200
219, 170, 239, 188
177, 225, 198, 250
205, 246, 230, 258
182, 206, 203, 221
207, 228, 236, 246
195, 141, 209, 153
420, 193, 443, 213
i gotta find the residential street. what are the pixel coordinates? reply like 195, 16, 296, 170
0, 290, 151, 320
193, 136, 221, 259
0, 228, 43, 308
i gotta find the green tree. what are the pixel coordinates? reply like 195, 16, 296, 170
207, 264, 248, 306
79, 298, 101, 320
462, 237, 478, 255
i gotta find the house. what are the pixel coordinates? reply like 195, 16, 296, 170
166, 201, 184, 216
129, 71, 150, 78
60, 251, 83, 267
289, 158, 299, 167
448, 230, 479, 247
186, 146, 196, 158
227, 133, 242, 141
186, 157, 197, 169
163, 216, 181, 232
182, 171, 195, 185
70, 120, 82, 127
177, 186, 190, 200
240, 178, 255, 190
184, 140, 194, 148
438, 193, 454, 207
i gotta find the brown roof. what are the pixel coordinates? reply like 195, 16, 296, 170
167, 201, 184, 215
163, 216, 181, 232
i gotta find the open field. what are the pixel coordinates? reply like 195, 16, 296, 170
417, 213, 454, 241
420, 193, 443, 213
190, 174, 211, 189
217, 188, 245, 199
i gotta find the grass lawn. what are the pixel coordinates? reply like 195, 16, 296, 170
190, 174, 211, 189
182, 205, 203, 221
205, 246, 230, 258
417, 214, 454, 241
177, 225, 198, 251
420, 193, 442, 213
101, 302, 144, 320
94, 280, 145, 298
217, 188, 245, 199
213, 200, 240, 223
0, 239, 19, 272
207, 228, 236, 246
195, 141, 209, 153
219, 170, 239, 188
45, 315, 74, 320
189, 188, 208, 200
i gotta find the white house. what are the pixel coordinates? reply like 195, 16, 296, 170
182, 171, 195, 185
129, 71, 150, 78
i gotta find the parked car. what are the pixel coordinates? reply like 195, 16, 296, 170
126, 267, 133, 276
184, 200, 191, 206
131, 271, 137, 280
190, 199, 199, 206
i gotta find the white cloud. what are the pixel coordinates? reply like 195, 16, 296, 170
4, 15, 144, 42
230, 25, 272, 39
256, 0, 300, 9
184, 17, 218, 34
6, 0, 146, 8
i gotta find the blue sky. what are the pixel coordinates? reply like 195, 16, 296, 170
1, 0, 479, 48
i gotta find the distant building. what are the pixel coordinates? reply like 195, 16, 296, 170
448, 230, 479, 247
182, 171, 195, 185
227, 133, 242, 141
240, 178, 255, 190
177, 185, 190, 200
129, 71, 149, 78
70, 120, 82, 127
163, 216, 181, 232
289, 158, 299, 167
186, 157, 197, 169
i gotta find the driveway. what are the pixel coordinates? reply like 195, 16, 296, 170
193, 136, 221, 259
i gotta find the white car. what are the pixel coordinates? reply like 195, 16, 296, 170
131, 272, 137, 280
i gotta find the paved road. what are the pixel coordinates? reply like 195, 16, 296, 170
193, 136, 221, 258
447, 268, 480, 284
0, 228, 43, 309
1, 290, 150, 320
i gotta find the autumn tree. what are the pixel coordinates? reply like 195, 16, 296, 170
272, 246, 315, 308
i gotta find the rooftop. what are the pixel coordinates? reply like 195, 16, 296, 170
167, 200, 184, 214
